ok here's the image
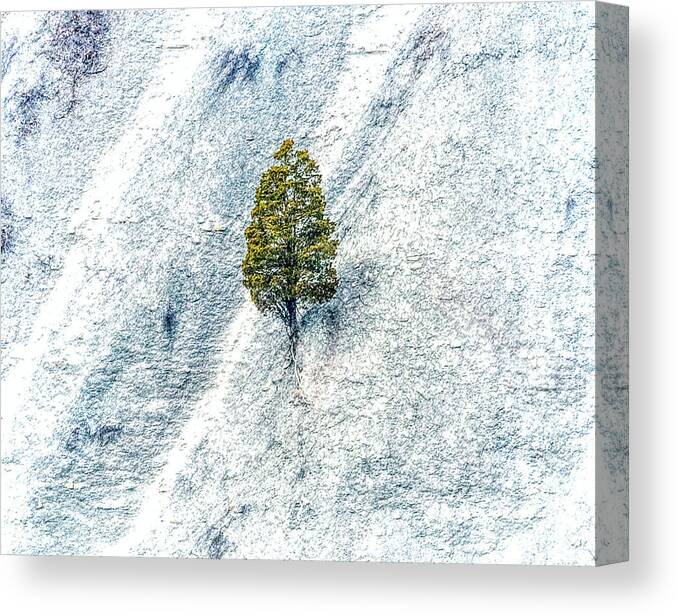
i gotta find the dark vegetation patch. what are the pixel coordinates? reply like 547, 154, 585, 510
407, 23, 448, 76
43, 10, 112, 116
1, 198, 14, 254
368, 94, 406, 129
163, 303, 178, 346
215, 48, 260, 93
201, 525, 236, 559
13, 86, 50, 139
561, 196, 577, 231
9, 11, 113, 140
454, 48, 516, 78
65, 423, 123, 452
274, 49, 301, 75
0, 225, 11, 255
403, 18, 522, 83
161, 263, 200, 350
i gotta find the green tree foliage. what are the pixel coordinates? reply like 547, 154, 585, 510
242, 139, 338, 386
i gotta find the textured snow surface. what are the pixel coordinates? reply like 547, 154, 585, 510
0, 3, 627, 564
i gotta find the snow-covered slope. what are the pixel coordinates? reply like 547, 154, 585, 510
1, 3, 621, 564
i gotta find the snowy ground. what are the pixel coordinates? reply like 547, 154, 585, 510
1, 3, 627, 564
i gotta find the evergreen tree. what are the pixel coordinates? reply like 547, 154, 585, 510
242, 139, 338, 386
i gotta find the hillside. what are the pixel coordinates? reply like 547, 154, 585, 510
2, 3, 605, 564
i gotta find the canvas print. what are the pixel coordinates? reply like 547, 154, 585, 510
0, 2, 628, 565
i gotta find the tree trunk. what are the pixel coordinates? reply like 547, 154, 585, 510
286, 299, 301, 388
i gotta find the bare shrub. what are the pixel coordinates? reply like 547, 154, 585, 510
43, 10, 112, 115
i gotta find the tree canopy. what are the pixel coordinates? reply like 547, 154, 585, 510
242, 139, 338, 385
